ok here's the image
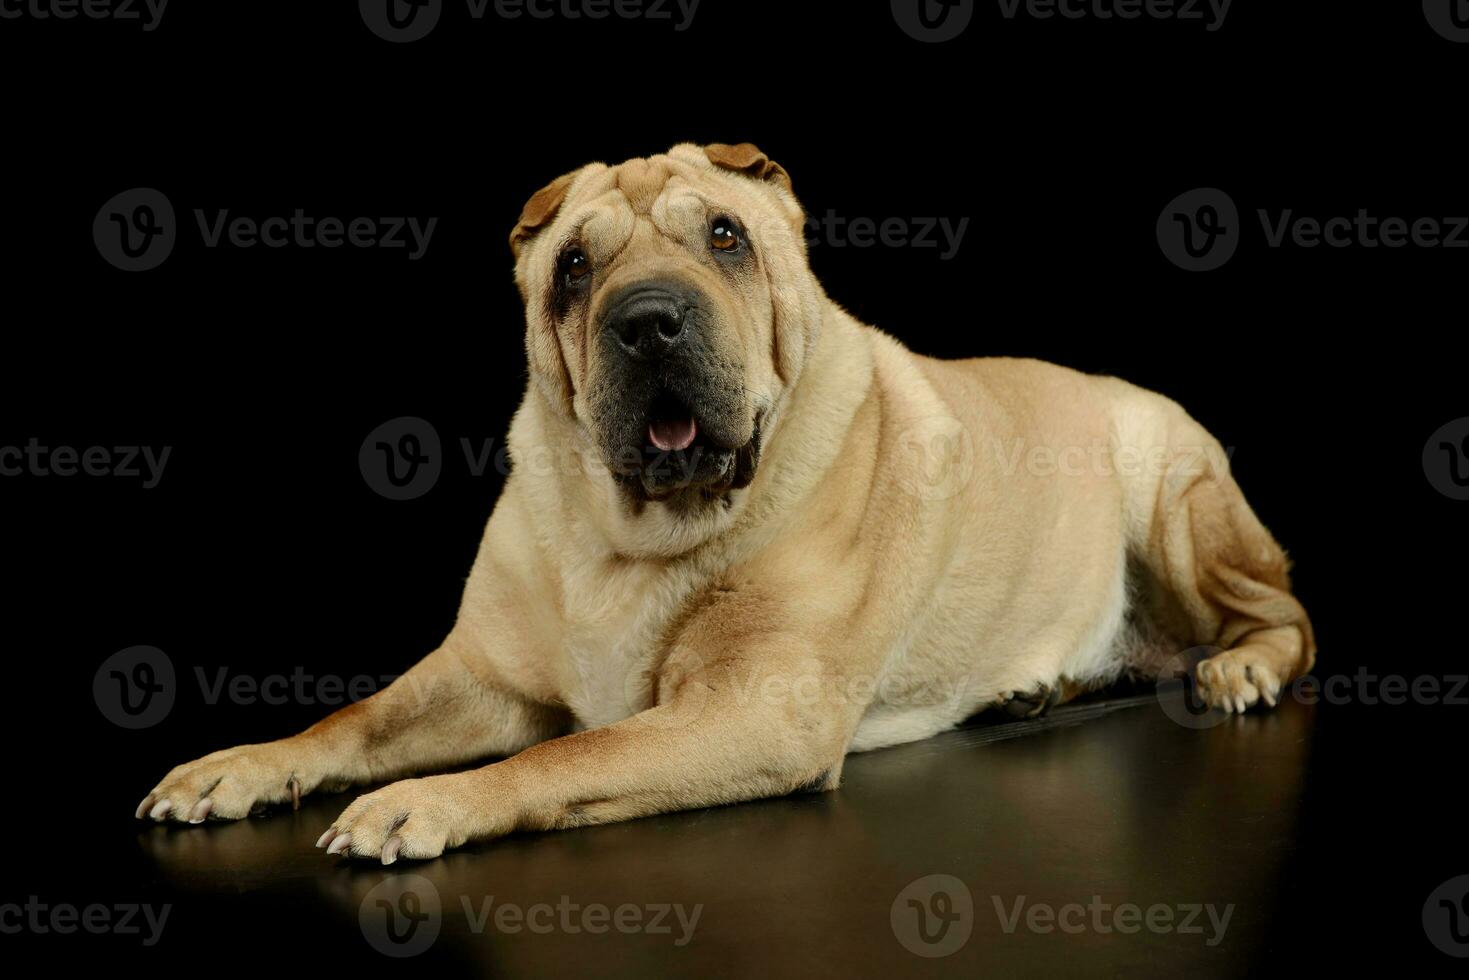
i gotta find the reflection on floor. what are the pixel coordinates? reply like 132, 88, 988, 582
133, 688, 1325, 975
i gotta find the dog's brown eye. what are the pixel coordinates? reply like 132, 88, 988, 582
710, 220, 742, 252
561, 248, 591, 285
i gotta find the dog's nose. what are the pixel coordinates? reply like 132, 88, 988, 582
605, 290, 687, 362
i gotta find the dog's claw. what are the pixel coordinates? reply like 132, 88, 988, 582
316, 828, 338, 849
326, 832, 352, 856
135, 795, 156, 820
382, 836, 403, 866
1002, 683, 1061, 720
189, 799, 213, 824
149, 799, 173, 821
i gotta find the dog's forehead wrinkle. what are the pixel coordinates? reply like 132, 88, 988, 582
573, 198, 635, 264
592, 224, 682, 288
614, 157, 674, 215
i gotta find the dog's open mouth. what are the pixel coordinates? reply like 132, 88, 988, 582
647, 392, 699, 453
621, 392, 762, 503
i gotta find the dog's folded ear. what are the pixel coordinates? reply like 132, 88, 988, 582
704, 143, 793, 194
510, 171, 577, 258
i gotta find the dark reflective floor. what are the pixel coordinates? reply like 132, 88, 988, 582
87, 690, 1455, 975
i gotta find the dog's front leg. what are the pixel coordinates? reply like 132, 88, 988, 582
136, 639, 567, 825
320, 646, 863, 863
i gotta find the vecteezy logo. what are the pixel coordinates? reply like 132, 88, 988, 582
1154, 647, 1229, 729
896, 415, 975, 501
891, 874, 974, 958
892, 0, 973, 42
93, 646, 176, 729
94, 188, 176, 272
1424, 875, 1469, 957
1157, 188, 1240, 272
1423, 418, 1469, 501
359, 417, 443, 500
1424, 0, 1469, 42
360, 0, 443, 42
360, 876, 442, 957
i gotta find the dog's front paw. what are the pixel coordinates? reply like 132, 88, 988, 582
318, 775, 480, 865
1196, 648, 1283, 714
136, 741, 316, 824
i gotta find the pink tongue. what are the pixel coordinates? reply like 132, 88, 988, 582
649, 415, 697, 452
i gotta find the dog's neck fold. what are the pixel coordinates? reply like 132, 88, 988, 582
512, 300, 875, 565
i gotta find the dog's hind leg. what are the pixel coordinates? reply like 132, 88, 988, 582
996, 679, 1092, 719
1115, 387, 1316, 714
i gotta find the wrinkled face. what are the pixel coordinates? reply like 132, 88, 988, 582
512, 144, 815, 507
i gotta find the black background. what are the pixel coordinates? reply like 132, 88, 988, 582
1, 0, 1465, 973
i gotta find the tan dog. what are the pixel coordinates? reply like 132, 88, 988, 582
135, 143, 1315, 863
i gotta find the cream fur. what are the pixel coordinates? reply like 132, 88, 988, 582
135, 145, 1316, 864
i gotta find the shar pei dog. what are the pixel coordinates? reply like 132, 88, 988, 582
135, 143, 1316, 862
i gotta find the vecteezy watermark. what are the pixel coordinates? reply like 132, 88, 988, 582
897, 415, 976, 502
94, 646, 409, 729
992, 895, 1234, 946
359, 0, 701, 43
891, 875, 975, 958
803, 212, 970, 260
1156, 188, 1240, 272
94, 188, 438, 271
93, 188, 176, 272
359, 0, 444, 42
894, 416, 1235, 502
0, 897, 171, 946
892, 0, 974, 43
1159, 187, 1469, 271
361, 415, 1236, 504
1290, 671, 1469, 707
462, 895, 701, 946
996, 0, 1233, 31
358, 415, 736, 501
361, 877, 442, 958
194, 209, 437, 260
359, 876, 702, 957
1424, 875, 1469, 958
195, 666, 403, 708
892, 878, 1232, 955
1156, 651, 1469, 729
360, 417, 446, 500
0, 438, 171, 488
1424, 418, 1469, 501
1256, 208, 1469, 250
0, 0, 168, 30
1154, 647, 1230, 729
94, 646, 176, 729
1423, 0, 1469, 42
620, 648, 994, 737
